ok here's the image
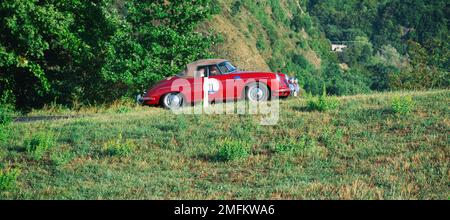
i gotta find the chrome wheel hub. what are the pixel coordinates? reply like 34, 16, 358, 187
166, 94, 182, 108
249, 87, 265, 101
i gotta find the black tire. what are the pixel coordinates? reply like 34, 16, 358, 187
245, 82, 270, 102
161, 93, 184, 110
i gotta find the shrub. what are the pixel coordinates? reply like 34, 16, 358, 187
0, 167, 20, 191
103, 133, 136, 157
256, 37, 266, 51
26, 131, 56, 160
0, 106, 14, 143
392, 96, 415, 115
231, 0, 242, 14
307, 85, 340, 112
307, 96, 340, 112
217, 141, 250, 161
0, 126, 8, 143
0, 106, 13, 125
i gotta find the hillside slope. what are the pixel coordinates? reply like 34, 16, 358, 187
1, 90, 448, 199
204, 0, 333, 85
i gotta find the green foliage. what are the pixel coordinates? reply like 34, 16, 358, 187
291, 13, 313, 34
269, 0, 288, 25
0, 0, 219, 109
101, 0, 219, 97
308, 0, 449, 92
388, 40, 450, 90
307, 86, 340, 112
340, 36, 373, 66
0, 126, 6, 143
231, 0, 242, 14
116, 106, 131, 114
103, 133, 136, 157
26, 131, 56, 160
256, 37, 267, 51
392, 96, 415, 115
0, 90, 448, 199
50, 150, 73, 166
0, 106, 12, 125
320, 128, 345, 149
323, 63, 371, 95
0, 167, 20, 190
217, 141, 250, 161
0, 105, 12, 143
275, 135, 312, 154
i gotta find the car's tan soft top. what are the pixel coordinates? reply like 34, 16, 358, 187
180, 59, 228, 78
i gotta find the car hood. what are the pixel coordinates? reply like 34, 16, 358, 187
147, 76, 179, 93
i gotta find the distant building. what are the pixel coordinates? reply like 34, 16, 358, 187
331, 44, 347, 52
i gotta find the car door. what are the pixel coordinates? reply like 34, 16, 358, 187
205, 65, 225, 102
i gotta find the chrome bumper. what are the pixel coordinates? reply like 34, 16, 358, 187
136, 94, 144, 104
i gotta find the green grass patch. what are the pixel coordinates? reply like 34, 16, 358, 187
25, 131, 56, 160
392, 95, 415, 115
50, 150, 73, 166
102, 133, 137, 157
307, 95, 340, 112
0, 167, 20, 191
0, 90, 448, 199
217, 140, 250, 161
0, 106, 13, 125
275, 135, 312, 154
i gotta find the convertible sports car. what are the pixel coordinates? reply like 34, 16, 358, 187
137, 59, 299, 109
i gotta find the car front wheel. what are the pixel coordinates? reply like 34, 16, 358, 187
161, 93, 184, 110
246, 83, 270, 102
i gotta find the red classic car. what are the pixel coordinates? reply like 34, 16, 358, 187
137, 59, 299, 109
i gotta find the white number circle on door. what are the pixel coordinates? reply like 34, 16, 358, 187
207, 78, 220, 94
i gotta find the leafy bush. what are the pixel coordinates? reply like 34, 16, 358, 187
217, 141, 250, 161
0, 1, 219, 109
0, 106, 13, 125
103, 133, 136, 157
307, 86, 340, 112
0, 126, 9, 143
231, 0, 242, 14
26, 132, 56, 160
307, 96, 340, 112
392, 96, 415, 115
291, 13, 313, 33
0, 167, 20, 191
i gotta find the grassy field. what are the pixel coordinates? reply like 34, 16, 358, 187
0, 90, 448, 199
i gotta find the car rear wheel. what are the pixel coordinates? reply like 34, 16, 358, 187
246, 83, 270, 102
161, 93, 184, 110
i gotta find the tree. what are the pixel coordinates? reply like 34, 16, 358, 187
100, 0, 219, 96
0, 0, 219, 109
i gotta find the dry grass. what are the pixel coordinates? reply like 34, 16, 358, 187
0, 90, 448, 199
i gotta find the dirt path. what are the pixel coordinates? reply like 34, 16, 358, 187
14, 115, 88, 123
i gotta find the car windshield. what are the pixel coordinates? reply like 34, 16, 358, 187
218, 62, 238, 74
